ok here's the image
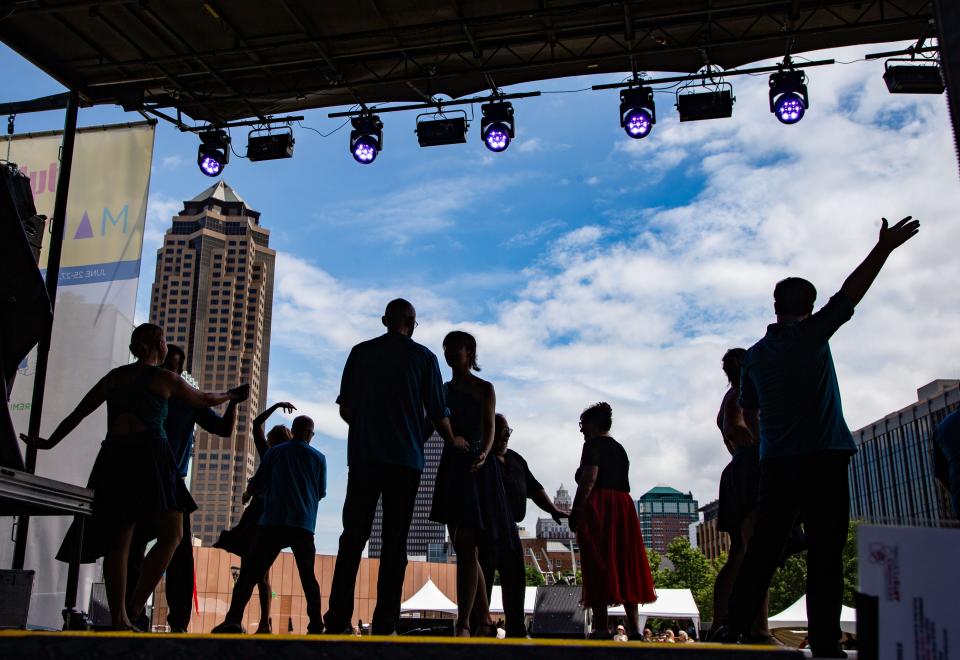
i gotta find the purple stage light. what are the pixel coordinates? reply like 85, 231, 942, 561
352, 136, 379, 164
624, 109, 652, 138
199, 155, 223, 177
774, 92, 805, 124
483, 123, 511, 152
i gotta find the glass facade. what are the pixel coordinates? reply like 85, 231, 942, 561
636, 486, 699, 554
368, 432, 446, 558
849, 381, 959, 527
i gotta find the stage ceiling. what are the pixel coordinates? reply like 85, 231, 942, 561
0, 1, 937, 123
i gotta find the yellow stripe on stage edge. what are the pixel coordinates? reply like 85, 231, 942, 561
0, 630, 797, 651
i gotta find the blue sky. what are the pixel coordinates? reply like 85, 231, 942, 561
4, 40, 959, 554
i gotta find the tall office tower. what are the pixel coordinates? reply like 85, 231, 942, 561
849, 379, 959, 526
554, 484, 572, 511
148, 181, 276, 545
369, 432, 446, 559
636, 486, 699, 554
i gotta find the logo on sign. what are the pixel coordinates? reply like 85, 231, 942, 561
868, 542, 901, 602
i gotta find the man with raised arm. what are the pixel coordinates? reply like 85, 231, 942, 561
715, 217, 920, 658
323, 298, 465, 636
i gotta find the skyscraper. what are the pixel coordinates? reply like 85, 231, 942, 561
636, 486, 699, 554
369, 431, 446, 559
148, 181, 276, 545
849, 379, 959, 526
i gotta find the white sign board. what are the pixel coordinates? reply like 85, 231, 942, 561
858, 525, 959, 660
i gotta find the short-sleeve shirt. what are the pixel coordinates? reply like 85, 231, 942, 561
164, 399, 223, 478
576, 436, 630, 492
740, 293, 857, 460
337, 333, 449, 471
500, 449, 545, 522
249, 440, 327, 533
932, 409, 960, 516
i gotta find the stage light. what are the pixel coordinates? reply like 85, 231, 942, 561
768, 70, 809, 125
416, 115, 468, 147
883, 61, 944, 94
619, 86, 656, 139
247, 127, 295, 161
676, 88, 734, 122
349, 114, 383, 164
197, 130, 230, 177
480, 102, 514, 152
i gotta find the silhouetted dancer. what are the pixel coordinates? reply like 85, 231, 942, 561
323, 299, 463, 636
708, 348, 778, 644
212, 415, 326, 634
431, 331, 516, 637
570, 402, 656, 639
714, 216, 920, 658
22, 324, 243, 630
933, 409, 960, 517
480, 412, 568, 638
125, 343, 248, 632
214, 401, 296, 634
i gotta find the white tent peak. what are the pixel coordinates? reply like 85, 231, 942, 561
769, 594, 856, 634
400, 577, 458, 614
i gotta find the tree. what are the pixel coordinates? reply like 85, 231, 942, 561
650, 537, 721, 621
525, 565, 545, 586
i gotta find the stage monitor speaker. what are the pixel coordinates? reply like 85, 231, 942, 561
395, 618, 455, 637
529, 585, 586, 639
0, 569, 34, 629
0, 161, 51, 470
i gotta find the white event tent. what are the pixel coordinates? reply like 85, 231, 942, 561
488, 586, 539, 614
610, 588, 701, 634
399, 578, 458, 615
769, 595, 857, 634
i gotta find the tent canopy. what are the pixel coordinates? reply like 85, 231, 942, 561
399, 578, 458, 615
609, 588, 700, 620
488, 586, 539, 614
0, 1, 934, 124
769, 595, 857, 635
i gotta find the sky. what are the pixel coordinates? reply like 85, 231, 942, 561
3, 40, 959, 554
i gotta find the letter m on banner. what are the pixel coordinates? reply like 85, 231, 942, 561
102, 204, 129, 234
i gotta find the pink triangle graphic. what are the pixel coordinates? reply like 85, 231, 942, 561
73, 211, 94, 239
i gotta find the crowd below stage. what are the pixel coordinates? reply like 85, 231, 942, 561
25, 215, 959, 654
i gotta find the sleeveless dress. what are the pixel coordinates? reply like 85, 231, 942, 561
56, 365, 196, 564
716, 393, 761, 536
214, 442, 270, 557
429, 383, 517, 557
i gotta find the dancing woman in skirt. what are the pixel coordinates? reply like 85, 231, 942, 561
569, 402, 656, 639
213, 401, 295, 634
23, 324, 244, 630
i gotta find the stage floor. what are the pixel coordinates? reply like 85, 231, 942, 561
0, 631, 804, 660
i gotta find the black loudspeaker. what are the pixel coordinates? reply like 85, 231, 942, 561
529, 586, 586, 639
0, 162, 51, 470
395, 618, 455, 636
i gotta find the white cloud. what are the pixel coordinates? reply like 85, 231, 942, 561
268, 46, 960, 550
517, 138, 543, 153
505, 219, 566, 247
585, 176, 600, 186
160, 154, 184, 170
315, 174, 519, 248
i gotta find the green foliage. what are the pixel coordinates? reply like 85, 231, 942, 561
650, 537, 722, 621
763, 521, 861, 615
649, 522, 860, 622
525, 565, 546, 586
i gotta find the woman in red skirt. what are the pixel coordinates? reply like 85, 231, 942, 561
570, 402, 656, 639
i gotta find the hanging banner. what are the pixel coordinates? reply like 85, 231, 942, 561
0, 121, 155, 629
858, 524, 960, 660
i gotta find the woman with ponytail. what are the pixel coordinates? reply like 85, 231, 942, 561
23, 323, 247, 630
